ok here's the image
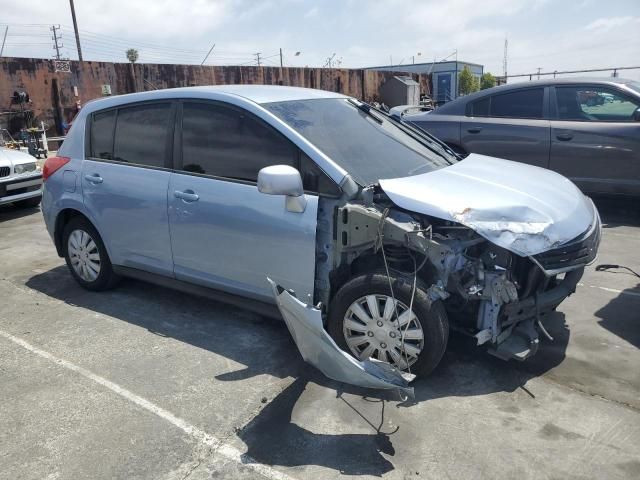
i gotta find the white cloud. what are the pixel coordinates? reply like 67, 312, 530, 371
304, 7, 319, 18
585, 15, 638, 31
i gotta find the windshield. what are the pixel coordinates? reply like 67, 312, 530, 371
264, 98, 456, 185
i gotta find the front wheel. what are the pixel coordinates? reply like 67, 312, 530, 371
328, 273, 449, 378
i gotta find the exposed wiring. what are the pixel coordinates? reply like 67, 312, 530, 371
376, 208, 420, 375
595, 264, 640, 278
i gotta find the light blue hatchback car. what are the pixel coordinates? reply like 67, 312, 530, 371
42, 85, 600, 386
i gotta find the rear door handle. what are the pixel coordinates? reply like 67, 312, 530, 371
84, 174, 103, 184
467, 127, 482, 134
556, 132, 574, 141
174, 189, 199, 203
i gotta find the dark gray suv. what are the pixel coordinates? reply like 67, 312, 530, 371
405, 78, 640, 196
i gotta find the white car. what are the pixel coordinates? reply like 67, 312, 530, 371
0, 147, 43, 208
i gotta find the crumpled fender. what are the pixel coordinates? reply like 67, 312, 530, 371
267, 278, 414, 398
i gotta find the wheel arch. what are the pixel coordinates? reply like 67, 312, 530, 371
54, 209, 105, 258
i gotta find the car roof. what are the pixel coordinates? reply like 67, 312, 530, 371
432, 77, 638, 115
84, 85, 347, 110
186, 85, 348, 103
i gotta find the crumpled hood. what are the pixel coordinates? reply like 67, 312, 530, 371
0, 147, 36, 168
379, 154, 595, 257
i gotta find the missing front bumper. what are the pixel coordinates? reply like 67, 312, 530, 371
488, 267, 584, 361
268, 278, 414, 398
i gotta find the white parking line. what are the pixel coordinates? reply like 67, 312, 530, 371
0, 329, 297, 480
578, 283, 640, 298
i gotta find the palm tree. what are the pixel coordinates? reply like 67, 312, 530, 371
126, 48, 139, 63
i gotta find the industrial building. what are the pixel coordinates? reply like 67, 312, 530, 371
365, 60, 484, 104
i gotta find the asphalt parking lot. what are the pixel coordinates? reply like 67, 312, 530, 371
1, 198, 639, 480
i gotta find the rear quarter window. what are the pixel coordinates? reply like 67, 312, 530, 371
89, 110, 116, 159
490, 88, 544, 119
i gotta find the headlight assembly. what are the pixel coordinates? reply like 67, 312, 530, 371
14, 162, 37, 174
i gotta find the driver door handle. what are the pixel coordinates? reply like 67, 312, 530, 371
467, 127, 482, 134
556, 132, 574, 141
174, 189, 199, 203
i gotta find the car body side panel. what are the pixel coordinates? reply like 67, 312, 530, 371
550, 120, 640, 196
458, 117, 551, 168
409, 114, 461, 148
168, 172, 318, 304
81, 160, 174, 276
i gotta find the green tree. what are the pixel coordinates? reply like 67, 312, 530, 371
458, 66, 479, 95
126, 48, 139, 63
480, 72, 496, 90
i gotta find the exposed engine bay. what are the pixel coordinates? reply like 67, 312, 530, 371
320, 186, 598, 362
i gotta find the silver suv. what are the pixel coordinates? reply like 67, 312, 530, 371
41, 86, 600, 393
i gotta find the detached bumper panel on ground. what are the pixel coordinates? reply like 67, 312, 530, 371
268, 278, 414, 398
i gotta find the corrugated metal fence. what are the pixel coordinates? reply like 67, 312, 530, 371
0, 57, 431, 134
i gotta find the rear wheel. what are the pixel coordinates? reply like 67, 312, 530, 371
63, 217, 119, 291
328, 273, 449, 377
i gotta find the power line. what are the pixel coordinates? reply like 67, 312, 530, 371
506, 65, 640, 79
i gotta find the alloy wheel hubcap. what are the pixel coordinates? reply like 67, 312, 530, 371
68, 229, 101, 282
343, 294, 424, 370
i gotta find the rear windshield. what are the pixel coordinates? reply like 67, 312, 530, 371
264, 98, 455, 185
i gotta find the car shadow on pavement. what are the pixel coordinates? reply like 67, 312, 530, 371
0, 204, 40, 222
592, 195, 640, 228
594, 282, 640, 349
25, 266, 570, 477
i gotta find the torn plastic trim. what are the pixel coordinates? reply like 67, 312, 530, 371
267, 278, 414, 398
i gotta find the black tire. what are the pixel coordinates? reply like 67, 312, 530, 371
328, 273, 449, 378
62, 216, 119, 291
14, 195, 41, 209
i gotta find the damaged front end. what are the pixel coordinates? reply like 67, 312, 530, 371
331, 196, 600, 362
267, 154, 601, 393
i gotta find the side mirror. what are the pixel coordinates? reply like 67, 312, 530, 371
633, 107, 640, 122
257, 165, 307, 213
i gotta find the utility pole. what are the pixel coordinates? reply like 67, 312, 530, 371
279, 48, 283, 68
254, 52, 262, 66
51, 25, 63, 60
537, 67, 542, 79
201, 43, 215, 65
503, 38, 508, 79
0, 26, 8, 57
69, 0, 83, 61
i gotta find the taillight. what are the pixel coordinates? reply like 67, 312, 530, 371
42, 156, 71, 181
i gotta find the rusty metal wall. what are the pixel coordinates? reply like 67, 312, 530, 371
0, 57, 431, 134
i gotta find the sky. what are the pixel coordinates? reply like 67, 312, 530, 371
0, 0, 638, 81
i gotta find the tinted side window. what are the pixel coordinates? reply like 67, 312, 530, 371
300, 153, 341, 197
181, 103, 297, 182
468, 97, 490, 117
90, 110, 116, 159
490, 88, 544, 119
556, 86, 640, 122
113, 103, 172, 167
